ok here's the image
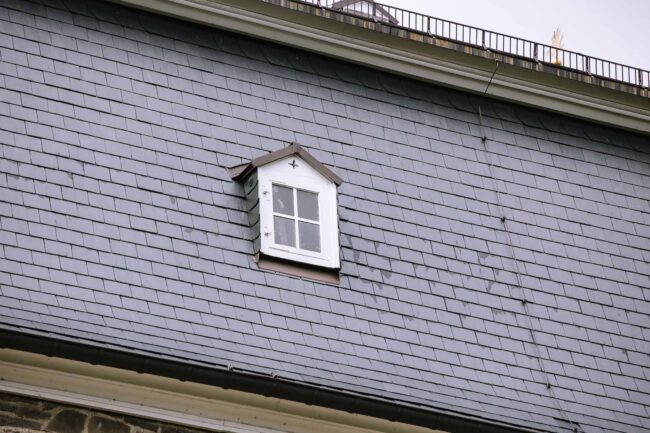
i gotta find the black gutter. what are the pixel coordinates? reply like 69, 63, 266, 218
1, 327, 545, 433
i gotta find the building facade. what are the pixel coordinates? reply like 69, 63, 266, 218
0, 1, 649, 432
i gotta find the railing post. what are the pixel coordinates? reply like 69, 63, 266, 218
481, 30, 485, 49
533, 43, 538, 61
586, 56, 591, 75
427, 16, 431, 35
639, 69, 644, 87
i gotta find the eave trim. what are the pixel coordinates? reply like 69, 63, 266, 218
0, 326, 545, 433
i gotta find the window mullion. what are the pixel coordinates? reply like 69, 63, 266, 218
293, 188, 299, 248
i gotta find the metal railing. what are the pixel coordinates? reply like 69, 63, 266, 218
287, 0, 649, 89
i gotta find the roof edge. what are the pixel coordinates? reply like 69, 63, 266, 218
110, 0, 650, 135
0, 326, 547, 433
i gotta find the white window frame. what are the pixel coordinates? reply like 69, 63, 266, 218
258, 156, 340, 269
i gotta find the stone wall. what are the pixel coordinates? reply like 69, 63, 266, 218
0, 392, 222, 433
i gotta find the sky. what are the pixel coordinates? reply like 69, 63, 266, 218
378, 0, 650, 71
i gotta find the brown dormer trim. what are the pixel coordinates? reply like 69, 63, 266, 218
229, 142, 343, 185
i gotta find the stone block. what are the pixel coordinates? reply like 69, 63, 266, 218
88, 416, 130, 433
47, 409, 87, 433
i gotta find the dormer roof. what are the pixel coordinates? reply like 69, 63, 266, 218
230, 143, 343, 186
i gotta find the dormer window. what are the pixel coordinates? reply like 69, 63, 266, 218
271, 184, 321, 252
231, 144, 342, 271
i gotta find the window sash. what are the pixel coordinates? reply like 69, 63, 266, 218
271, 184, 321, 252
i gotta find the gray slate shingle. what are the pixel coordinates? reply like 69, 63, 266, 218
1, 1, 649, 432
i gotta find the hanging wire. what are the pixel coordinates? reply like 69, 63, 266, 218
476, 60, 583, 433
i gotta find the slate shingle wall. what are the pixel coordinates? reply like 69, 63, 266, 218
0, 1, 649, 432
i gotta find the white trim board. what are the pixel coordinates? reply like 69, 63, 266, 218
0, 349, 445, 433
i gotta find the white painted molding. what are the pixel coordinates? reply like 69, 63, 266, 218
110, 0, 650, 134
0, 349, 444, 433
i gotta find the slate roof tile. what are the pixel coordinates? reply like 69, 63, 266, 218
1, 1, 649, 432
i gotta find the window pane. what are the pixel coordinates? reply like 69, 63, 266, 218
274, 216, 295, 247
273, 184, 294, 216
297, 190, 319, 221
299, 221, 320, 252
